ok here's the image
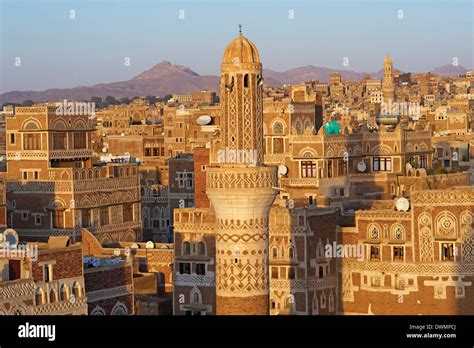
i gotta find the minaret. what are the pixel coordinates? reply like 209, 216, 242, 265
383, 55, 395, 103
206, 27, 277, 315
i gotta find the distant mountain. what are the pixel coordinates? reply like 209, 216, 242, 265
431, 64, 466, 77
0, 61, 468, 105
0, 61, 219, 104
263, 65, 369, 84
132, 60, 200, 80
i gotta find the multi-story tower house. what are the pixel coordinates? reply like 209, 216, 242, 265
383, 55, 395, 103
5, 105, 141, 243
205, 31, 278, 315
0, 236, 88, 315
340, 186, 474, 315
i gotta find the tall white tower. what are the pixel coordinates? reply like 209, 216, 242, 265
206, 28, 277, 315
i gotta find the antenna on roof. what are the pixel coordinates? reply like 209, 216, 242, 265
238, 24, 242, 35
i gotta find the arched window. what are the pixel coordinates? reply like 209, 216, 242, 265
191, 288, 201, 304
23, 121, 40, 130
111, 302, 128, 315
329, 291, 335, 312
393, 226, 404, 240
273, 122, 283, 134
369, 224, 380, 239
295, 120, 302, 133
35, 288, 44, 305
317, 241, 324, 259
313, 294, 319, 315
72, 282, 82, 298
183, 241, 191, 255
289, 247, 294, 259
244, 74, 249, 88
50, 290, 58, 303
320, 292, 326, 309
60, 284, 69, 301
198, 242, 206, 256
91, 306, 106, 316
272, 247, 278, 259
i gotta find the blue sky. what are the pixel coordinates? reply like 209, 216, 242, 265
0, 0, 472, 93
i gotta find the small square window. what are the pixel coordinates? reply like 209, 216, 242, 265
393, 246, 404, 262
179, 262, 191, 274
370, 246, 380, 261
288, 267, 296, 280
196, 263, 205, 275
441, 243, 455, 261
21, 212, 28, 221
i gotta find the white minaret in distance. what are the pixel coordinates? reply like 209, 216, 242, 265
206, 26, 277, 315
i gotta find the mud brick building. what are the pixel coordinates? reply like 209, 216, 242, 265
339, 187, 473, 315
0, 235, 87, 315
4, 105, 142, 243
82, 230, 134, 315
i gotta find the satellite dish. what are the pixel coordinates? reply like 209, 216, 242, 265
357, 161, 367, 172
3, 229, 18, 247
130, 243, 139, 256
396, 197, 410, 212
278, 165, 288, 176
146, 241, 154, 249
197, 115, 212, 125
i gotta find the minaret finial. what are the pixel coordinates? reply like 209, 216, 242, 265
238, 24, 242, 35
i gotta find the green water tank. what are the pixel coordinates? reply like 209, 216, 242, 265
324, 121, 340, 135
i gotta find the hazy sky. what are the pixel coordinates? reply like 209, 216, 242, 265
0, 0, 472, 93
